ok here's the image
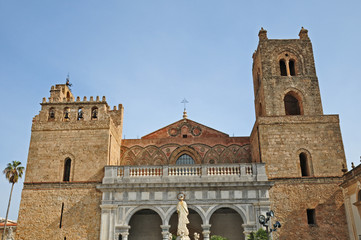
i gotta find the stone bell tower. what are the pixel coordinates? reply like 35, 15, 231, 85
16, 83, 124, 240
250, 28, 349, 239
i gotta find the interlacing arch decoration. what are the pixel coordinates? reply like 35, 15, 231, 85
120, 144, 251, 165
204, 144, 251, 164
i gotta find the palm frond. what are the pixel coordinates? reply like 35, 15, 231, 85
3, 161, 25, 184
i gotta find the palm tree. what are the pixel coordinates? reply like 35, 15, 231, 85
2, 161, 24, 240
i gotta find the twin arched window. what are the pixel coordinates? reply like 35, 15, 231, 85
279, 59, 296, 76
279, 52, 297, 76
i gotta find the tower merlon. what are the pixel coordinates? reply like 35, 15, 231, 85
299, 27, 309, 40
258, 27, 268, 41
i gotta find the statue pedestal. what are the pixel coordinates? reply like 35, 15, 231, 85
176, 236, 191, 240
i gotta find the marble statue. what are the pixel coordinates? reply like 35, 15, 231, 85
176, 193, 190, 240
5, 227, 14, 240
194, 232, 200, 240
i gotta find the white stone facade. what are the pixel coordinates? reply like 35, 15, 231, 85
98, 163, 272, 240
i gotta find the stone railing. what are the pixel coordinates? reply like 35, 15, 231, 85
103, 163, 267, 184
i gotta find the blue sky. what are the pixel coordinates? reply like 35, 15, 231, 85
1, 1, 360, 220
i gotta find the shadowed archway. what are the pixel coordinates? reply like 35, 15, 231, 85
128, 209, 162, 240
210, 208, 244, 240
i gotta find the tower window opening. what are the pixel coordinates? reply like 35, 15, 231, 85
289, 60, 296, 76
176, 154, 195, 165
77, 108, 83, 120
258, 102, 263, 117
284, 93, 301, 115
300, 153, 310, 176
280, 60, 287, 76
63, 158, 71, 182
66, 91, 70, 101
307, 209, 316, 225
49, 108, 55, 120
183, 134, 187, 138
64, 108, 70, 120
91, 107, 98, 119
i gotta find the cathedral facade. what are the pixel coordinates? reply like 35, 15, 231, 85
16, 28, 349, 240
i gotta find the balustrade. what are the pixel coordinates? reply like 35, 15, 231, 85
109, 163, 256, 179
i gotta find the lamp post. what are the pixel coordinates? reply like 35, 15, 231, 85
258, 210, 281, 240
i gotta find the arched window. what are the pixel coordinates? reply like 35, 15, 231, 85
299, 153, 310, 176
66, 91, 71, 101
278, 53, 298, 76
77, 108, 83, 120
91, 107, 98, 120
289, 59, 296, 76
258, 102, 263, 117
284, 93, 301, 115
49, 108, 55, 120
176, 154, 195, 165
63, 158, 71, 182
63, 108, 70, 120
279, 60, 287, 76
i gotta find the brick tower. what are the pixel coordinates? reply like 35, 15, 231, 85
250, 28, 349, 239
16, 84, 123, 239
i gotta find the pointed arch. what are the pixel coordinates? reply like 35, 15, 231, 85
284, 90, 303, 115
169, 146, 202, 164
204, 148, 220, 164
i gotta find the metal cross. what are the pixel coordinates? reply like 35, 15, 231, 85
181, 98, 189, 111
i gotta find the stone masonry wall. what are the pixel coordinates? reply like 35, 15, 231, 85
270, 180, 348, 240
16, 185, 101, 240
255, 115, 346, 179
25, 128, 110, 182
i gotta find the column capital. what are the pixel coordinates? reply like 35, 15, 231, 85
160, 225, 171, 240
201, 224, 211, 240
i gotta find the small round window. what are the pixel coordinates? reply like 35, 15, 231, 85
176, 154, 195, 165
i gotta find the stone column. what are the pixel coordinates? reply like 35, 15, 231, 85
119, 225, 131, 240
160, 225, 171, 240
201, 224, 211, 240
242, 224, 257, 239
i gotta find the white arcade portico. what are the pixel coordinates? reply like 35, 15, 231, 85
97, 163, 272, 240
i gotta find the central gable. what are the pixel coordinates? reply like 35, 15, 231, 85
142, 119, 229, 139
